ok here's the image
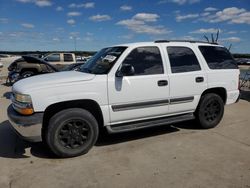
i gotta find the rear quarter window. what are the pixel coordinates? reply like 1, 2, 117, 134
199, 46, 238, 69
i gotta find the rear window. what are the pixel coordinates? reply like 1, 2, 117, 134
199, 46, 238, 69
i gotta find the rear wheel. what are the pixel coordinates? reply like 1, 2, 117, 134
195, 93, 224, 129
45, 108, 99, 158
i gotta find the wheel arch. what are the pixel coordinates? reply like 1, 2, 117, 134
42, 99, 104, 139
201, 87, 227, 104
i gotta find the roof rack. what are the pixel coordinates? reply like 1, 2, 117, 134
154, 40, 218, 45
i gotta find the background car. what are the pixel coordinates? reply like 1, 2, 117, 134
6, 55, 85, 85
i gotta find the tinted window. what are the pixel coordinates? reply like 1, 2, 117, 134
199, 46, 238, 69
167, 47, 201, 73
123, 47, 163, 75
46, 54, 60, 62
64, 54, 73, 62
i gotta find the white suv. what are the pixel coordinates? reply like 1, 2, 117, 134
8, 40, 240, 157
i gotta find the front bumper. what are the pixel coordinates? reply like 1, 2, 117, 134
7, 105, 43, 142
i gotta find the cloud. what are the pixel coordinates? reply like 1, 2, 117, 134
67, 12, 82, 17
67, 19, 75, 25
70, 32, 80, 36
69, 2, 95, 9
120, 5, 132, 11
119, 34, 134, 40
133, 13, 159, 22
204, 7, 218, 12
83, 2, 95, 8
52, 37, 60, 42
16, 0, 32, 2
83, 33, 94, 42
21, 23, 35, 28
231, 12, 250, 24
201, 12, 210, 16
190, 28, 221, 34
16, 0, 52, 7
176, 13, 199, 22
89, 14, 111, 22
158, 0, 200, 5
220, 37, 241, 43
117, 13, 171, 35
227, 31, 237, 34
0, 18, 9, 24
35, 0, 52, 7
202, 7, 250, 24
56, 6, 63, 11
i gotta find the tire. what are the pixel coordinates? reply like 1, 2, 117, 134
21, 70, 35, 78
45, 108, 99, 158
195, 93, 224, 129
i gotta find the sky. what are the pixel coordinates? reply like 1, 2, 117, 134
0, 0, 250, 53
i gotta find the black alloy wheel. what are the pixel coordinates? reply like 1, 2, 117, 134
203, 100, 221, 122
196, 93, 224, 129
58, 119, 91, 149
45, 108, 99, 158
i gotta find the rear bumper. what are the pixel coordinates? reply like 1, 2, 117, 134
226, 90, 240, 104
236, 92, 241, 103
7, 105, 43, 142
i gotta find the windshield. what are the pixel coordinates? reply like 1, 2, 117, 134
80, 46, 127, 74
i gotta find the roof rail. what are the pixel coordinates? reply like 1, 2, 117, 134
154, 40, 218, 45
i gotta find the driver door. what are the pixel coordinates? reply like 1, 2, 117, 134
108, 46, 170, 124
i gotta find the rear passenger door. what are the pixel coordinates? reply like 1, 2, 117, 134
163, 44, 207, 114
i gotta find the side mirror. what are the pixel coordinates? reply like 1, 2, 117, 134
116, 64, 135, 77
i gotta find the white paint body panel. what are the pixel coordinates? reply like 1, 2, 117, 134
161, 43, 208, 114
13, 71, 110, 125
12, 42, 240, 127
107, 44, 170, 124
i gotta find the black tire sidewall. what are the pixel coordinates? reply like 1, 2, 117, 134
46, 108, 99, 158
196, 93, 224, 129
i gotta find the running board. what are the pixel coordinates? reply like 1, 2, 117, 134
108, 113, 195, 133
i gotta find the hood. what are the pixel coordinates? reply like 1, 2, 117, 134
8, 56, 58, 72
13, 71, 95, 93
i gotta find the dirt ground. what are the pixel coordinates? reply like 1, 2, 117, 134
0, 81, 250, 188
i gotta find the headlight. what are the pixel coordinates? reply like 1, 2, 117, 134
15, 93, 32, 103
12, 93, 34, 115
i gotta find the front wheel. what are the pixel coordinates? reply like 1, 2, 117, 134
195, 93, 224, 129
45, 108, 99, 158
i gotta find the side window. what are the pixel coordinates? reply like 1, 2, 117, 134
167, 47, 201, 73
199, 46, 238, 69
122, 46, 164, 76
46, 54, 60, 62
64, 54, 74, 62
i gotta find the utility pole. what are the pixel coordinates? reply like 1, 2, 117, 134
74, 36, 77, 52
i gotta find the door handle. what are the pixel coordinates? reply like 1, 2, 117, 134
196, 77, 204, 83
158, 80, 168, 86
